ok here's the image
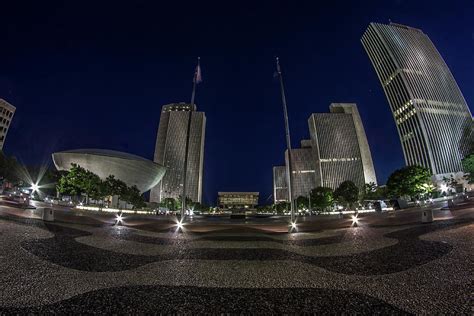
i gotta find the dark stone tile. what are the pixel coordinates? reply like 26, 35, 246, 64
0, 285, 410, 314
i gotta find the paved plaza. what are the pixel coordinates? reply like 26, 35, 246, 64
0, 203, 472, 314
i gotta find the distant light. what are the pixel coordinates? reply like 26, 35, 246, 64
116, 214, 123, 223
440, 184, 448, 192
177, 220, 184, 230
291, 221, 297, 229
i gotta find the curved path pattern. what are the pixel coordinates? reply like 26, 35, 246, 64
19, 219, 464, 275
0, 210, 472, 314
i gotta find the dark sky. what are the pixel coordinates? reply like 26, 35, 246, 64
1, 0, 473, 205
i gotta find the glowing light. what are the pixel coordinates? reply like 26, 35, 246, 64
351, 214, 359, 225
116, 214, 123, 223
177, 221, 184, 230
30, 183, 39, 193
440, 184, 448, 192
290, 221, 297, 229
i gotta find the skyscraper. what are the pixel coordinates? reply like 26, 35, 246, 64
0, 99, 16, 151
284, 141, 317, 199
308, 103, 377, 190
273, 142, 317, 203
362, 22, 473, 176
150, 102, 206, 203
273, 166, 288, 203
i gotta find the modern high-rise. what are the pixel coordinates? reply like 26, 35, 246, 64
362, 22, 473, 176
150, 103, 206, 203
308, 103, 377, 190
0, 99, 16, 151
273, 140, 317, 203
273, 166, 288, 203
285, 142, 317, 199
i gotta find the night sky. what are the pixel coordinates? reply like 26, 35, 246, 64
1, 1, 473, 205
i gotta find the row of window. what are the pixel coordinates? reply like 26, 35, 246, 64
1, 108, 13, 118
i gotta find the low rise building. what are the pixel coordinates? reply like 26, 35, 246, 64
218, 192, 259, 209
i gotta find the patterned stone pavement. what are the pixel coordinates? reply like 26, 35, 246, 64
0, 206, 472, 314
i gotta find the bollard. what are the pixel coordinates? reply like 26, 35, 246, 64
422, 209, 433, 223
42, 208, 54, 222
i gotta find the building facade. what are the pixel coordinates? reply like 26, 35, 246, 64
218, 192, 259, 209
0, 99, 16, 151
53, 149, 166, 193
272, 166, 288, 203
150, 103, 206, 203
285, 147, 317, 199
273, 104, 376, 202
308, 103, 377, 190
362, 22, 473, 176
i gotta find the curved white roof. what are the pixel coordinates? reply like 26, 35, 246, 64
58, 149, 150, 162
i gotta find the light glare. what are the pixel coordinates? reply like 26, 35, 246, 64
351, 214, 359, 225
30, 183, 39, 193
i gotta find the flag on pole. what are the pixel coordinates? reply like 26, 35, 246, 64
194, 58, 202, 84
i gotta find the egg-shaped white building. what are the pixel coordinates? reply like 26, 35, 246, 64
52, 149, 166, 193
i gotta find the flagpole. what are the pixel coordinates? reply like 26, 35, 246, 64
180, 57, 200, 223
275, 57, 295, 228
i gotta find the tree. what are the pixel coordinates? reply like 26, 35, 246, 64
192, 202, 210, 213
334, 181, 359, 210
0, 151, 21, 184
178, 195, 194, 209
104, 175, 128, 207
121, 185, 145, 209
57, 164, 87, 198
386, 165, 432, 199
361, 182, 377, 201
274, 202, 290, 214
295, 195, 309, 211
310, 187, 334, 212
462, 153, 474, 184
161, 197, 179, 212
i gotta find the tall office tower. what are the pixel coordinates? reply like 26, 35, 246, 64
308, 103, 377, 190
273, 140, 317, 203
362, 22, 473, 176
329, 104, 377, 184
0, 99, 16, 150
273, 166, 288, 203
285, 146, 317, 199
150, 102, 206, 203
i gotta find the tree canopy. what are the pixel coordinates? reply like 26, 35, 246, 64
386, 165, 432, 199
0, 151, 21, 184
295, 195, 309, 211
310, 187, 334, 212
462, 153, 474, 184
333, 181, 359, 209
57, 164, 145, 208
